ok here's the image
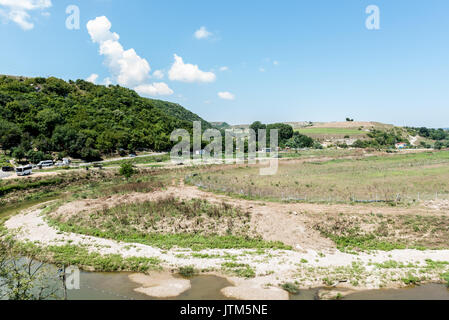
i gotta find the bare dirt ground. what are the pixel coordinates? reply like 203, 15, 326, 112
311, 121, 394, 129
2, 171, 61, 180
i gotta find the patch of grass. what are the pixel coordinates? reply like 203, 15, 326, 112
14, 242, 161, 272
178, 266, 197, 278
440, 272, 449, 287
402, 274, 421, 286
46, 197, 291, 251
281, 282, 300, 294
187, 150, 449, 204
314, 213, 449, 251
221, 262, 256, 278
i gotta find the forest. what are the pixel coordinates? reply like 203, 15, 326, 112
0, 75, 210, 161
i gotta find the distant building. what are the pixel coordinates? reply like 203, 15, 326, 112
395, 143, 408, 149
194, 149, 206, 155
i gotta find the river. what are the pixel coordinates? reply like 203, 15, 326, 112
69, 271, 449, 300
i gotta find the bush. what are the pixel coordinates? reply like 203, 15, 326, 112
281, 282, 300, 294
119, 162, 134, 179
178, 266, 196, 278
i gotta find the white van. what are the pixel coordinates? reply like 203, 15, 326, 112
37, 160, 54, 168
16, 165, 33, 176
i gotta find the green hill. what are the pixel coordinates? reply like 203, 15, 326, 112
0, 75, 208, 161
151, 100, 212, 130
210, 122, 231, 129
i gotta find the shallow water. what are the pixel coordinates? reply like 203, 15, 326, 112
69, 271, 449, 300
345, 283, 449, 300
68, 271, 232, 300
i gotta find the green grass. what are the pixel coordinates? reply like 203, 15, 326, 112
46, 222, 290, 251
402, 274, 421, 285
0, 177, 64, 196
221, 262, 256, 278
281, 282, 300, 294
46, 197, 291, 251
314, 212, 449, 251
178, 266, 197, 277
14, 241, 161, 272
102, 154, 170, 167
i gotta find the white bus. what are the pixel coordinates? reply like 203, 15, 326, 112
16, 165, 33, 176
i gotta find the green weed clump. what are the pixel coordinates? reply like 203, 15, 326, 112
281, 282, 300, 294
221, 262, 256, 278
178, 266, 196, 278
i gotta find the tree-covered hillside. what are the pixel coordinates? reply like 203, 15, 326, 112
0, 75, 207, 161
151, 99, 212, 130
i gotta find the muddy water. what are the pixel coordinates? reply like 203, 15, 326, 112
3, 200, 449, 300
344, 283, 449, 300
68, 271, 232, 300
69, 271, 449, 300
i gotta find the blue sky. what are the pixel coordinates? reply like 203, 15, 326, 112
0, 0, 448, 127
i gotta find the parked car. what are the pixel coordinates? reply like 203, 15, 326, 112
129, 154, 137, 158
37, 160, 54, 168
1, 166, 14, 172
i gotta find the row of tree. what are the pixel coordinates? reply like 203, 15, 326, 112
249, 121, 316, 149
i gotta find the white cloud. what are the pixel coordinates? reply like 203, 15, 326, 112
259, 67, 266, 72
87, 16, 173, 97
218, 91, 235, 100
86, 74, 99, 84
219, 66, 229, 72
152, 70, 164, 79
273, 60, 279, 66
87, 16, 150, 88
194, 26, 212, 39
135, 83, 174, 96
0, 0, 51, 30
168, 54, 216, 83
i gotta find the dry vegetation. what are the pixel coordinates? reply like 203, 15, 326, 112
188, 151, 449, 203
51, 196, 253, 238
311, 211, 449, 251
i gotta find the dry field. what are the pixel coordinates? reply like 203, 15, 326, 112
188, 150, 449, 203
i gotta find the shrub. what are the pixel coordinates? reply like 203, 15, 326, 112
119, 162, 134, 179
281, 282, 300, 294
179, 266, 196, 278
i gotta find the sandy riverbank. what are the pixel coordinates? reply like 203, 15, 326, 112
5, 201, 449, 300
